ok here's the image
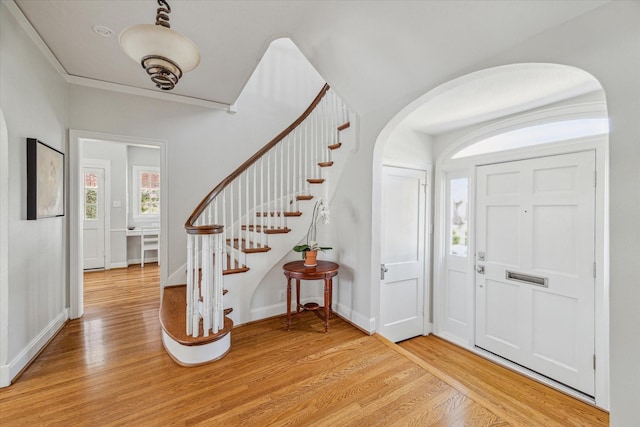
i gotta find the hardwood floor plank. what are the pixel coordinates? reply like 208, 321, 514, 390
0, 264, 608, 426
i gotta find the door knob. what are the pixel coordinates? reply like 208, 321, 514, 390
476, 265, 485, 274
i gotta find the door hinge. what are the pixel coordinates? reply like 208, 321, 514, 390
593, 354, 596, 370
594, 171, 597, 187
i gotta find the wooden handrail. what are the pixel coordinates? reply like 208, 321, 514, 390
185, 83, 331, 235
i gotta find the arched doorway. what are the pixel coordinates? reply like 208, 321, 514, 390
372, 63, 609, 408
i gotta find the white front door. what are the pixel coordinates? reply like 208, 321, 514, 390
475, 151, 596, 396
83, 167, 105, 270
380, 166, 426, 342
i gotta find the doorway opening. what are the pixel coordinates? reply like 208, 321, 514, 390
69, 130, 167, 320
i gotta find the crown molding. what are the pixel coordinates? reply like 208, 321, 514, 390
66, 76, 231, 111
3, 0, 231, 111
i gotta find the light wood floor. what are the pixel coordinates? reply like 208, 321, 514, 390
0, 264, 608, 426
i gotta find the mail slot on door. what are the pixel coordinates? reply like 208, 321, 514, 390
505, 271, 549, 288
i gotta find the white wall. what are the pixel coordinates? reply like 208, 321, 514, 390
0, 2, 68, 383
383, 124, 433, 167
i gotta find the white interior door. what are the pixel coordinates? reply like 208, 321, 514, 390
475, 151, 596, 396
83, 167, 105, 270
380, 166, 426, 342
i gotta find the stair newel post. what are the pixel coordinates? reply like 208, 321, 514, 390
192, 234, 200, 337
186, 234, 194, 336
202, 233, 211, 337
215, 232, 224, 331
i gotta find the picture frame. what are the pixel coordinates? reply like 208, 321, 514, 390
27, 138, 65, 220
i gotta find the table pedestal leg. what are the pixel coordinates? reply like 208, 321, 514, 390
323, 278, 330, 332
296, 279, 301, 313
286, 276, 292, 331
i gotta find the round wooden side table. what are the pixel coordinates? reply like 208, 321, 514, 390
283, 260, 339, 332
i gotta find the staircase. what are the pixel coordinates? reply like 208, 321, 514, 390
160, 84, 353, 365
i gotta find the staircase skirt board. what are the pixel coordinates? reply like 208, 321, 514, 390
162, 330, 230, 367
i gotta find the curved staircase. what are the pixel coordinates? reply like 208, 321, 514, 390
160, 84, 353, 365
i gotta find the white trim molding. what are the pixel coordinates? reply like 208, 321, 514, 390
0, 109, 9, 387
4, 0, 231, 111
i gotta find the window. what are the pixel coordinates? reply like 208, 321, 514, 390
449, 177, 468, 257
452, 118, 608, 159
84, 172, 98, 220
133, 166, 160, 220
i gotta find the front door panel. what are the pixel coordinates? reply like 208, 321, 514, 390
475, 151, 595, 396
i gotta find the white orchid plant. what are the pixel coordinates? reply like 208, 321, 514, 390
293, 198, 332, 258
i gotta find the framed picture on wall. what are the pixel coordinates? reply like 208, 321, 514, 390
27, 138, 65, 220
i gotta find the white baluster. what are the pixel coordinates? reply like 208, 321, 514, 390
244, 170, 249, 248
186, 234, 193, 336
260, 156, 265, 247
202, 234, 211, 336
192, 235, 200, 337
252, 163, 257, 238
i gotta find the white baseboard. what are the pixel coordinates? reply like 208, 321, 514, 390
335, 302, 375, 333
0, 363, 9, 388
109, 262, 128, 269
250, 302, 287, 320
166, 262, 187, 286
8, 308, 68, 382
127, 257, 158, 265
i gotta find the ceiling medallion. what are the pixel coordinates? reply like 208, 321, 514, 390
119, 0, 200, 90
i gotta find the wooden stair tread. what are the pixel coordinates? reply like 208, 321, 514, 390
220, 255, 250, 275
337, 121, 350, 131
256, 211, 302, 217
328, 142, 342, 150
160, 285, 233, 346
318, 161, 334, 167
227, 238, 271, 253
296, 195, 314, 201
307, 178, 325, 184
241, 225, 291, 234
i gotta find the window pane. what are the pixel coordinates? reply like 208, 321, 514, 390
450, 178, 468, 257
84, 173, 97, 188
85, 204, 97, 220
85, 189, 97, 205
138, 170, 160, 216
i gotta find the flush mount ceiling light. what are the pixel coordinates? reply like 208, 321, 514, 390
119, 0, 200, 91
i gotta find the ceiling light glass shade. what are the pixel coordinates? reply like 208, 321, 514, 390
119, 24, 200, 89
